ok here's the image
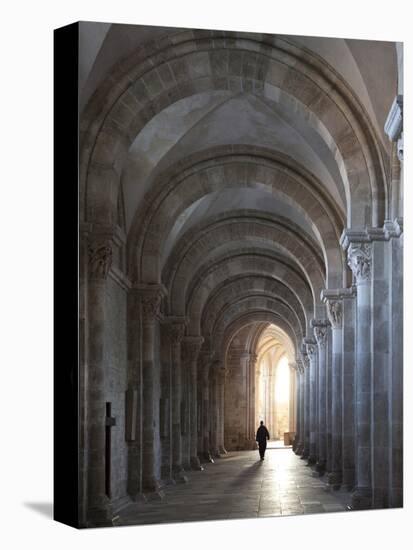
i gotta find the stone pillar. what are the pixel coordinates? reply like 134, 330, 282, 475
346, 241, 373, 508
288, 363, 296, 434
312, 320, 329, 475
301, 353, 310, 460
85, 232, 114, 524
217, 366, 228, 454
139, 284, 167, 494
325, 326, 333, 474
341, 288, 357, 490
165, 318, 187, 483
199, 352, 213, 463
209, 362, 221, 457
323, 294, 343, 489
386, 221, 403, 507
305, 340, 318, 465
294, 361, 304, 454
249, 354, 257, 444
181, 337, 204, 470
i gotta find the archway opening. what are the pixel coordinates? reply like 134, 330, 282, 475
255, 325, 295, 447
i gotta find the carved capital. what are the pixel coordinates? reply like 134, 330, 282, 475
296, 359, 304, 374
181, 336, 204, 363
306, 343, 317, 360
384, 95, 403, 143
347, 243, 372, 284
136, 284, 167, 322
88, 242, 112, 279
165, 318, 186, 345
326, 299, 342, 329
302, 354, 310, 369
314, 325, 327, 348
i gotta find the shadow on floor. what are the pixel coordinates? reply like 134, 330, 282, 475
23, 502, 53, 519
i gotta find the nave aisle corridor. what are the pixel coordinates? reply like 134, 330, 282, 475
118, 448, 349, 526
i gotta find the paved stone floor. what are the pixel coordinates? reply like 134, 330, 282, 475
117, 447, 352, 526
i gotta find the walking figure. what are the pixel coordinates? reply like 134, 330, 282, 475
256, 421, 270, 460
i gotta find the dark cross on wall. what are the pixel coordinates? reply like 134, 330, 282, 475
105, 402, 116, 499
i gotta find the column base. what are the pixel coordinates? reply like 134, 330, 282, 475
211, 448, 221, 458
173, 466, 189, 483
294, 443, 304, 455
199, 452, 214, 464
314, 460, 326, 476
301, 448, 309, 460
349, 487, 372, 510
219, 445, 228, 455
307, 455, 317, 466
190, 456, 204, 471
327, 471, 342, 490
86, 501, 115, 528
142, 476, 165, 500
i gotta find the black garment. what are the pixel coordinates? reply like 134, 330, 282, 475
256, 425, 270, 459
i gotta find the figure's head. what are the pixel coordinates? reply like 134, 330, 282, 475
260, 421, 264, 426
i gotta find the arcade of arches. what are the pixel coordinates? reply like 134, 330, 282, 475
79, 23, 404, 526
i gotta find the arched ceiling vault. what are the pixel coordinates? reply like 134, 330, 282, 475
78, 25, 400, 359
81, 30, 391, 231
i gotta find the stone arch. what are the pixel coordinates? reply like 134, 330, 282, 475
211, 298, 303, 359
200, 275, 307, 340
222, 311, 300, 359
184, 250, 314, 334
163, 210, 325, 313
81, 31, 387, 229
129, 147, 344, 287
205, 294, 304, 354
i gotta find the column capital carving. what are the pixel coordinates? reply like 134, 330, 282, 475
88, 241, 113, 280
135, 283, 167, 322
165, 318, 186, 344
384, 95, 403, 161
347, 242, 372, 284
296, 359, 304, 374
312, 322, 328, 349
181, 336, 204, 363
326, 299, 343, 329
321, 290, 345, 329
302, 354, 310, 369
305, 342, 317, 360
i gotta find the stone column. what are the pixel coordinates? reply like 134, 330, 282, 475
347, 241, 373, 508
217, 366, 228, 454
85, 233, 114, 524
139, 284, 167, 494
312, 320, 329, 475
323, 294, 343, 489
209, 361, 221, 457
288, 363, 297, 434
341, 288, 357, 490
249, 354, 257, 444
181, 337, 204, 470
199, 352, 213, 463
325, 326, 333, 474
301, 352, 310, 460
165, 318, 187, 483
294, 361, 304, 454
305, 340, 318, 465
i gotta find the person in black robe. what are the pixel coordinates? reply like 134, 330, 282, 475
256, 421, 270, 460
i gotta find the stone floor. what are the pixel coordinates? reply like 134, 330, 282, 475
117, 446, 352, 526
